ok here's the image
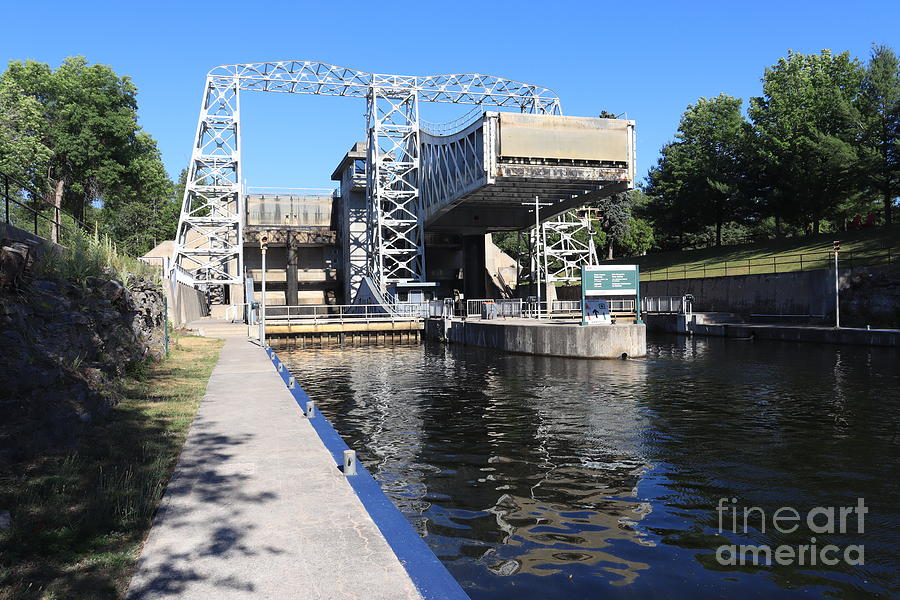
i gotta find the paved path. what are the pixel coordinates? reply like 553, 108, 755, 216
127, 336, 421, 599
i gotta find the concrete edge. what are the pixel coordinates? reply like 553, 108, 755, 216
265, 347, 470, 600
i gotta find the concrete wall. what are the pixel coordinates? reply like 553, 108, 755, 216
165, 278, 208, 327
640, 264, 900, 327
426, 318, 646, 359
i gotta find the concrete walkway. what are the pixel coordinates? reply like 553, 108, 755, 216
127, 336, 421, 599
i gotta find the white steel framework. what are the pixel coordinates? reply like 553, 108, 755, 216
172, 61, 561, 294
539, 209, 600, 284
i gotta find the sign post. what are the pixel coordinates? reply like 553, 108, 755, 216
581, 265, 641, 326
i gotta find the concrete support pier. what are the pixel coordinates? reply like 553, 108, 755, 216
426, 318, 647, 358
127, 337, 423, 599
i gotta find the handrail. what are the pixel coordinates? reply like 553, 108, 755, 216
2, 170, 88, 242
420, 106, 485, 136
264, 303, 431, 326
641, 246, 895, 282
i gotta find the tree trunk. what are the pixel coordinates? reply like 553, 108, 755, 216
50, 179, 64, 243
886, 191, 893, 226
606, 243, 613, 260
716, 219, 722, 247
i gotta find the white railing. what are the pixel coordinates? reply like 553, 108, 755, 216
462, 299, 636, 320
641, 296, 692, 315
263, 303, 430, 325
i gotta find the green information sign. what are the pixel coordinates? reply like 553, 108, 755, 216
580, 265, 641, 326
581, 265, 639, 296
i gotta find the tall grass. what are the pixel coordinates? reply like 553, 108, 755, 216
33, 226, 159, 288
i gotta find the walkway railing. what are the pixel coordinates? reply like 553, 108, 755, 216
263, 303, 431, 325
641, 247, 895, 281
2, 171, 86, 244
641, 295, 693, 315
463, 299, 636, 319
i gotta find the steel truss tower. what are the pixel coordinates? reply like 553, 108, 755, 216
172, 61, 561, 297
537, 209, 600, 285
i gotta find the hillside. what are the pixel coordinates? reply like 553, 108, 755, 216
604, 225, 900, 281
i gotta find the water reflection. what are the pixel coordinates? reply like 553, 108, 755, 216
280, 336, 899, 599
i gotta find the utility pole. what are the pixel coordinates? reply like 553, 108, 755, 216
260, 235, 269, 346
833, 240, 840, 328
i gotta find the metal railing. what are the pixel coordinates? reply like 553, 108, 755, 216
2, 171, 87, 244
641, 247, 896, 281
263, 303, 430, 325
641, 295, 693, 315
463, 298, 636, 319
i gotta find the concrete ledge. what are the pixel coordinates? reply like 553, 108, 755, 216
693, 323, 899, 348
426, 318, 646, 358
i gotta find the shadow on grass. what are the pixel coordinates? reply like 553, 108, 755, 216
0, 336, 278, 600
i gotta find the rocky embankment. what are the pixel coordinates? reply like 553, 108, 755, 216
0, 241, 165, 462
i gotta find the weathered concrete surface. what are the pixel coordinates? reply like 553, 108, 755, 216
427, 318, 646, 358
640, 264, 900, 328
127, 337, 421, 600
689, 323, 899, 348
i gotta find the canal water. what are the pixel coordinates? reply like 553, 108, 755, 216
280, 335, 899, 599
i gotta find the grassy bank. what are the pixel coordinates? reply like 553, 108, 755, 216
0, 335, 223, 600
603, 224, 900, 281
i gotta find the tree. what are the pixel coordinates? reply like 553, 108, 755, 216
644, 95, 747, 247
0, 75, 50, 191
858, 44, 900, 225
587, 191, 632, 259
1, 57, 168, 244
748, 50, 865, 233
99, 135, 179, 256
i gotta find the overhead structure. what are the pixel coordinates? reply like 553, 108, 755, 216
172, 61, 562, 296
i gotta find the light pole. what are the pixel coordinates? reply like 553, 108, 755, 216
260, 235, 269, 346
833, 240, 840, 328
521, 196, 551, 319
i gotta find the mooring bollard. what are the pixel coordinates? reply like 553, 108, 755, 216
343, 449, 357, 476
288, 376, 295, 389
278, 362, 284, 372
305, 400, 316, 417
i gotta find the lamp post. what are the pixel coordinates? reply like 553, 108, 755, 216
260, 235, 269, 346
833, 240, 840, 328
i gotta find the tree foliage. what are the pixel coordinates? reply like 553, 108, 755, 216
0, 57, 176, 255
646, 94, 747, 247
858, 44, 900, 225
645, 45, 900, 251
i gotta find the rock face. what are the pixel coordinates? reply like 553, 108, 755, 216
0, 274, 165, 462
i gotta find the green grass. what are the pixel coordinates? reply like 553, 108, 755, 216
603, 225, 900, 281
0, 335, 224, 600
33, 227, 159, 288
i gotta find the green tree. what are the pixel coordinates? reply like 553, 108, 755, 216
858, 44, 900, 225
748, 50, 865, 233
645, 94, 748, 247
99, 135, 179, 256
1, 57, 170, 245
0, 76, 50, 191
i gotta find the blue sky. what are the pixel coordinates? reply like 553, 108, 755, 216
2, 1, 897, 190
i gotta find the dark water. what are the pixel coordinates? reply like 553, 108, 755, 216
280, 336, 900, 599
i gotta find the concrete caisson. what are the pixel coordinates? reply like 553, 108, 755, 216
426, 318, 646, 359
